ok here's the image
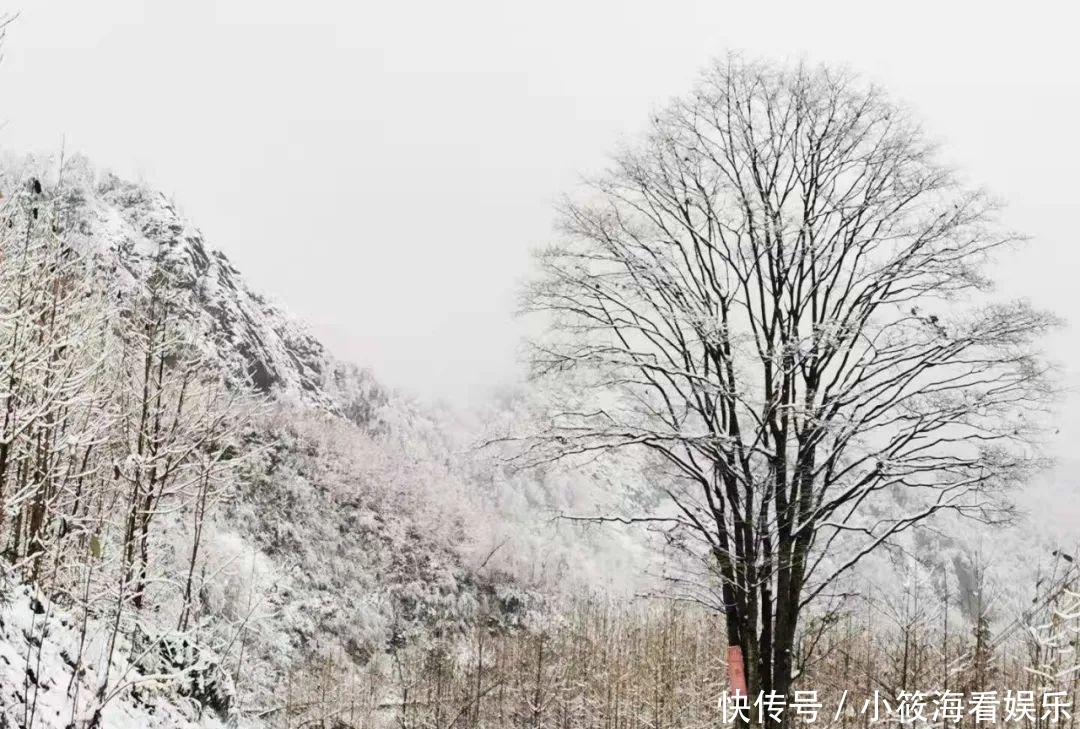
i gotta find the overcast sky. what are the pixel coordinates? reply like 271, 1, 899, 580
1, 1, 1078, 440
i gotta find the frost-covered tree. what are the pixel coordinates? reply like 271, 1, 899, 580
521, 57, 1058, 708
0, 165, 259, 724
0, 177, 111, 576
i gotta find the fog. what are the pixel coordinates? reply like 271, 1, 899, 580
1, 0, 1077, 453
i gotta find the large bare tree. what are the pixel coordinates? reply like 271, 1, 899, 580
521, 58, 1057, 707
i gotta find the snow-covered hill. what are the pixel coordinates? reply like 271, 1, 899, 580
0, 155, 625, 727
0, 154, 390, 429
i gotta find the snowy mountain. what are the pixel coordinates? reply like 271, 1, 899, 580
0, 155, 389, 428
0, 156, 611, 727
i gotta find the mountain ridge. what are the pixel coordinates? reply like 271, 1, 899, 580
1, 153, 391, 428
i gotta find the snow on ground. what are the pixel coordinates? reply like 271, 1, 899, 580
0, 580, 262, 729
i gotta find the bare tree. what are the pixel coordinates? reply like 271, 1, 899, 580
520, 57, 1057, 710
0, 176, 111, 575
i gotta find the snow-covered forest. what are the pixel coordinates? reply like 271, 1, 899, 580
2, 7, 1080, 729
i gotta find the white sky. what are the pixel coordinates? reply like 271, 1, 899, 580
1, 0, 1078, 447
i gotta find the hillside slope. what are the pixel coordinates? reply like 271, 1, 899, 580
0, 155, 570, 727
0, 580, 257, 729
